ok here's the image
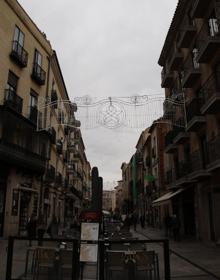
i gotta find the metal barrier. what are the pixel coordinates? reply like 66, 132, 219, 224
99, 239, 170, 280
5, 236, 79, 280
5, 237, 170, 280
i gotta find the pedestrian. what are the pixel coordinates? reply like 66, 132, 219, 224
37, 214, 46, 246
132, 210, 138, 231
172, 215, 181, 241
164, 214, 172, 237
47, 215, 59, 238
140, 215, 145, 229
123, 214, 131, 231
26, 214, 37, 246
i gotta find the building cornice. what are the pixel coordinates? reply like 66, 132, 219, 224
158, 0, 189, 66
6, 0, 52, 55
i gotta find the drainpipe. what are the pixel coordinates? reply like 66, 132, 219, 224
40, 55, 51, 218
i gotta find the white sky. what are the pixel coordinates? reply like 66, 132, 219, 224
18, 0, 177, 189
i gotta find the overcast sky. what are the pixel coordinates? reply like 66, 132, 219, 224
19, 0, 177, 189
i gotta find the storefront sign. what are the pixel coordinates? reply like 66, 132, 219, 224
81, 222, 99, 241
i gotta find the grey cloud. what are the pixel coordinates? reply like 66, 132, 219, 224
19, 0, 177, 186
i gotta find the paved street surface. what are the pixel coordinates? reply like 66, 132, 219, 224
135, 225, 220, 280
1, 228, 220, 280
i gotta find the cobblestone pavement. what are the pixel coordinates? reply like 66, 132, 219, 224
2, 228, 220, 280
133, 225, 220, 280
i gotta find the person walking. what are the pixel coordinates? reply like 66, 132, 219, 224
26, 214, 37, 246
164, 214, 172, 237
132, 210, 138, 231
140, 215, 145, 229
37, 214, 46, 246
172, 215, 181, 241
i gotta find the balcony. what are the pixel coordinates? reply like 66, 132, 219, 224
71, 102, 77, 113
165, 128, 182, 153
161, 68, 173, 88
182, 54, 201, 88
63, 150, 68, 162
145, 156, 151, 167
63, 178, 69, 188
189, 149, 210, 180
48, 127, 56, 144
206, 135, 220, 171
186, 98, 205, 132
29, 106, 38, 125
31, 63, 46, 85
169, 49, 183, 71
173, 131, 189, 144
165, 169, 174, 185
200, 72, 220, 114
4, 89, 23, 114
70, 185, 83, 200
178, 17, 197, 48
176, 160, 192, 185
68, 141, 77, 153
56, 173, 63, 185
51, 89, 58, 107
0, 106, 50, 173
64, 125, 69, 135
10, 41, 28, 67
190, 0, 208, 19
56, 140, 63, 154
44, 165, 55, 183
67, 161, 76, 175
196, 21, 220, 63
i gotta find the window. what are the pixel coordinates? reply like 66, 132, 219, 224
209, 18, 219, 37
29, 90, 38, 124
13, 26, 24, 46
6, 71, 18, 99
29, 90, 38, 108
34, 49, 42, 66
192, 48, 199, 69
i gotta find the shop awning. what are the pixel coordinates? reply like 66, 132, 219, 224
152, 188, 183, 206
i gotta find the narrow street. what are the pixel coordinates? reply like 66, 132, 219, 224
2, 225, 220, 280
134, 226, 220, 280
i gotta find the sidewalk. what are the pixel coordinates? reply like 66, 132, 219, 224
136, 225, 220, 279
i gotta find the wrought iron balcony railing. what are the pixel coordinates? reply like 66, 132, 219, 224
177, 16, 197, 48
190, 149, 205, 172
207, 134, 220, 167
182, 52, 201, 88
161, 67, 173, 88
165, 169, 174, 185
196, 20, 220, 63
176, 160, 191, 179
56, 140, 63, 154
199, 71, 220, 114
48, 127, 56, 144
165, 127, 184, 147
191, 0, 209, 19
186, 98, 203, 123
56, 173, 63, 185
29, 106, 38, 125
44, 165, 56, 182
10, 41, 28, 67
31, 63, 46, 85
4, 89, 23, 114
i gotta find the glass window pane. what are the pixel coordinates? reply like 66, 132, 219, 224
18, 31, 24, 46
34, 50, 42, 66
13, 26, 19, 41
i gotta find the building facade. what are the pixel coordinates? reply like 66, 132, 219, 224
159, 0, 220, 243
0, 0, 91, 238
102, 190, 113, 212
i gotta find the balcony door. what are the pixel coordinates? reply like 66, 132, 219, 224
0, 183, 6, 237
0, 166, 8, 237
